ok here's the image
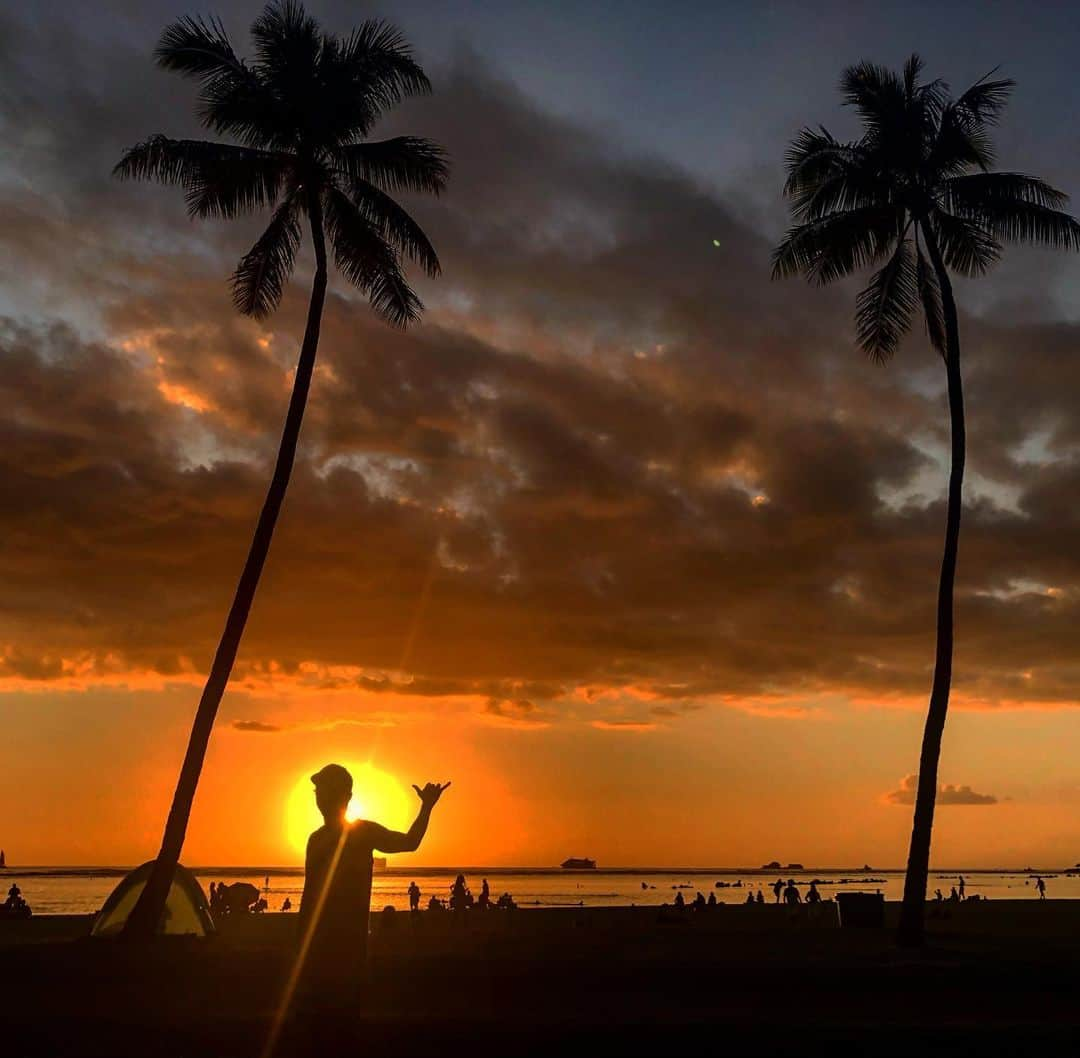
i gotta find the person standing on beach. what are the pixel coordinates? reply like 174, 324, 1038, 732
298, 765, 450, 1001
1036, 876, 1046, 900
958, 875, 966, 900
772, 878, 784, 903
408, 881, 421, 912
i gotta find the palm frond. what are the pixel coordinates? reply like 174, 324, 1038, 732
331, 137, 448, 196
336, 19, 432, 105
928, 103, 996, 175
945, 172, 1069, 211
155, 15, 243, 82
915, 243, 947, 356
781, 128, 886, 219
926, 210, 1001, 276
949, 199, 1080, 251
339, 176, 440, 276
314, 20, 432, 141
323, 186, 422, 327
771, 205, 904, 285
855, 238, 918, 362
953, 72, 1014, 125
113, 136, 291, 219
231, 192, 303, 318
251, 0, 321, 80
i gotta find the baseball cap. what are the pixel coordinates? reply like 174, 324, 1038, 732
310, 763, 353, 793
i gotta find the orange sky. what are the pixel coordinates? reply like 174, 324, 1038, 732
4, 7, 1080, 870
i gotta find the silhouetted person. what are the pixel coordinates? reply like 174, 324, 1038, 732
478, 878, 490, 910
693, 891, 707, 911
708, 891, 718, 908
298, 764, 449, 1004
772, 878, 784, 903
1036, 876, 1046, 900
674, 891, 685, 909
783, 879, 801, 905
282, 897, 292, 912
450, 873, 471, 912
209, 881, 217, 906
408, 881, 421, 912
6, 882, 21, 905
958, 875, 965, 900
756, 889, 764, 905
745, 891, 754, 905
949, 886, 959, 902
806, 882, 821, 905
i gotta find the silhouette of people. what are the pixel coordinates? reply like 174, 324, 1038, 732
958, 875, 965, 900
282, 897, 292, 912
934, 889, 943, 902
745, 891, 754, 905
674, 891, 685, 909
949, 886, 959, 902
478, 878, 490, 910
755, 890, 764, 905
783, 879, 801, 905
298, 764, 450, 1003
3, 881, 29, 917
1036, 876, 1046, 900
806, 882, 821, 905
408, 881, 421, 912
772, 878, 784, 903
693, 891, 707, 911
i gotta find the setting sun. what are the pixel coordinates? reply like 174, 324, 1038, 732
284, 763, 413, 857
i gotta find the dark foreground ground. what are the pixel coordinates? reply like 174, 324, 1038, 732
3, 901, 1080, 1057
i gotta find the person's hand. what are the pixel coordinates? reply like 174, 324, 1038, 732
413, 781, 451, 809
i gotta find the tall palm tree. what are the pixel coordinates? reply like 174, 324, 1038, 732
114, 0, 447, 938
773, 56, 1079, 946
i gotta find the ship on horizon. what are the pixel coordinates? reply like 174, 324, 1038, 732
561, 857, 597, 870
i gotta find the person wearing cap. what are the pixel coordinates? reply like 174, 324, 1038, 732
298, 764, 450, 1003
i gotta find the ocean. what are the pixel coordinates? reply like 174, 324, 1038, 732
4, 866, 1076, 916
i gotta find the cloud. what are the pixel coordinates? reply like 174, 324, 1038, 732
1, 29, 1080, 728
590, 720, 659, 732
884, 774, 999, 806
231, 720, 283, 734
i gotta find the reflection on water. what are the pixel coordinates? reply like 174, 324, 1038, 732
5, 867, 1077, 916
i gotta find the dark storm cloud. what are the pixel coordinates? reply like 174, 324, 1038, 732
2, 9, 1080, 720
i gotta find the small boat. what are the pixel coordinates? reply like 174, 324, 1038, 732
0, 849, 6, 868
561, 857, 597, 870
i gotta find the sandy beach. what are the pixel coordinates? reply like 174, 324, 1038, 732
4, 902, 1080, 1056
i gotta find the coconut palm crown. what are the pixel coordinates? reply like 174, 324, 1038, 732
773, 55, 1080, 359
116, 0, 447, 325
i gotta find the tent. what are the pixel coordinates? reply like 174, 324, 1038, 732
91, 861, 215, 938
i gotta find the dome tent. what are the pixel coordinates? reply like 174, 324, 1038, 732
91, 861, 215, 938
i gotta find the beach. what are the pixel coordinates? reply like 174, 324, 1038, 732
4, 901, 1080, 1056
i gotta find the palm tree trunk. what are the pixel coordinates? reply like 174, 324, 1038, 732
896, 226, 966, 948
123, 198, 328, 939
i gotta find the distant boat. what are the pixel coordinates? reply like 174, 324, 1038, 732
0, 849, 6, 868
561, 857, 597, 870
761, 861, 781, 870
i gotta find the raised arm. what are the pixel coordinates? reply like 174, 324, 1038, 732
370, 781, 451, 854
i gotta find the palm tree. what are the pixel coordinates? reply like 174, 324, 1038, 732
114, 0, 447, 938
773, 56, 1080, 946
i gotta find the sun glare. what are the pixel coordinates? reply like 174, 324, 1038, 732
284, 762, 412, 858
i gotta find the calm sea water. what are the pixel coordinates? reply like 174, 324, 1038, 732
4, 867, 1077, 916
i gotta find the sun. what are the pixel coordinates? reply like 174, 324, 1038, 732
284, 762, 412, 859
